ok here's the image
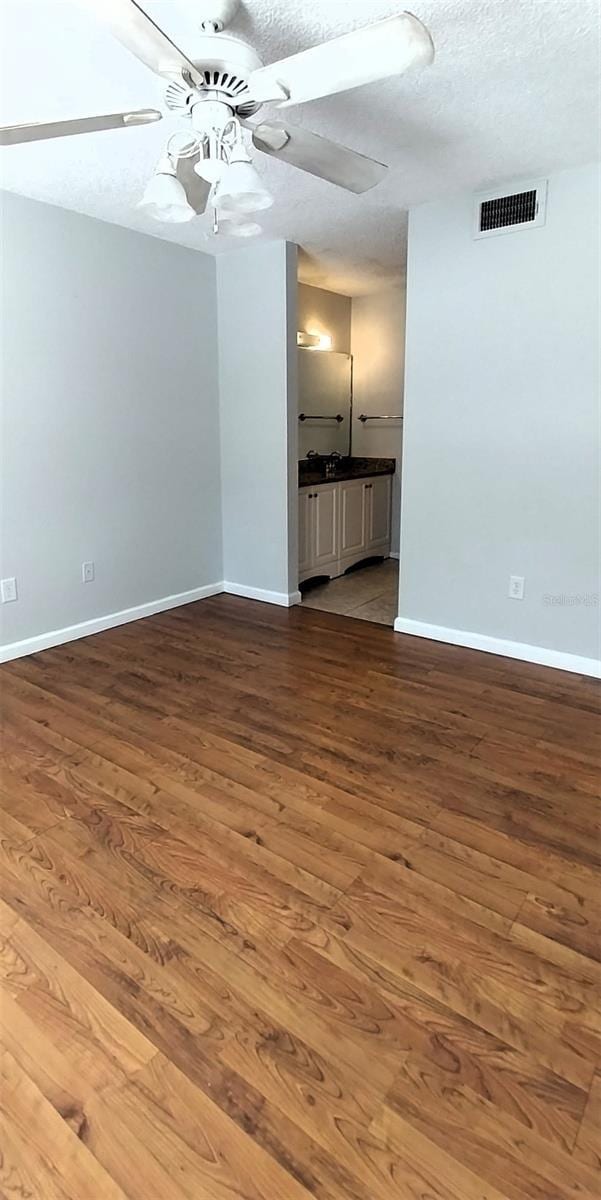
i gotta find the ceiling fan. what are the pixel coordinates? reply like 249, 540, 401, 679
0, 0, 435, 236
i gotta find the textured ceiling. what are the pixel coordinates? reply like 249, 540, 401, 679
1, 0, 599, 294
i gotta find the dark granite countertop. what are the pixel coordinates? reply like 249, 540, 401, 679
299, 456, 396, 488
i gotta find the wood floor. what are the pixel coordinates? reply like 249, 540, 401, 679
0, 594, 600, 1200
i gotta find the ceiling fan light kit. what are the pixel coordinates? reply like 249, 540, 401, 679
0, 0, 435, 234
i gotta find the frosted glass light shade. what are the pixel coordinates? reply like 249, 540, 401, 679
215, 156, 273, 215
228, 221, 262, 238
138, 172, 195, 223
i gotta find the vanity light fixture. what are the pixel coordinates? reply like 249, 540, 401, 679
297, 331, 321, 348
297, 331, 333, 350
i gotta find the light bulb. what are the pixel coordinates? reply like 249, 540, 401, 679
194, 157, 225, 185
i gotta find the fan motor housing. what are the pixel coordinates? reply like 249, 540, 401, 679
165, 33, 263, 119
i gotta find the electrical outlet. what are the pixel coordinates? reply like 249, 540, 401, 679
508, 575, 525, 600
0, 577, 17, 603
82, 561, 95, 583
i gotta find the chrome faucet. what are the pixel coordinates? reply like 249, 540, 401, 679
325, 451, 342, 477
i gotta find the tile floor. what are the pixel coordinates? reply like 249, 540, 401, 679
301, 558, 399, 625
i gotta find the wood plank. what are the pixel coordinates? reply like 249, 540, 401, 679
371, 1103, 513, 1200
0, 802, 43, 847
0, 1047, 129, 1200
0, 910, 156, 1092
574, 1071, 601, 1172
515, 890, 601, 963
218, 1018, 513, 1200
84, 1053, 325, 1200
332, 868, 599, 1017
0, 989, 95, 1135
433, 807, 601, 904
52, 745, 348, 921
0, 763, 70, 837
0, 836, 234, 1068
292, 929, 588, 1154
320, 909, 596, 1091
383, 1052, 600, 1200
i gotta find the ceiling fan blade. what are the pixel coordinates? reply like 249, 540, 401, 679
0, 108, 162, 146
176, 154, 211, 215
246, 12, 434, 107
78, 0, 204, 86
249, 121, 387, 193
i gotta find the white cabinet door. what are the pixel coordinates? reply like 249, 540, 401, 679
313, 485, 338, 567
366, 475, 392, 549
298, 489, 314, 575
339, 480, 367, 557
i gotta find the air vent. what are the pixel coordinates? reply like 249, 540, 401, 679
474, 180, 547, 239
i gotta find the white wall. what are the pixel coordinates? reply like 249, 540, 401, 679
0, 192, 222, 652
351, 285, 406, 548
298, 282, 351, 353
398, 163, 601, 671
217, 241, 299, 604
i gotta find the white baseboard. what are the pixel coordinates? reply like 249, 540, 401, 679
393, 616, 601, 679
223, 582, 301, 607
0, 583, 224, 663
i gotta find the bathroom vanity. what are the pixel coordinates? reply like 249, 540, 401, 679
299, 458, 394, 583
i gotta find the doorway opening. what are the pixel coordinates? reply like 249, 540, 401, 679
294, 277, 405, 626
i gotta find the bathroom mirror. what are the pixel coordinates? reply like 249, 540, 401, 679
298, 350, 352, 459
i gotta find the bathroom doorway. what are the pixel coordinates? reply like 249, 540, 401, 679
295, 279, 404, 627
